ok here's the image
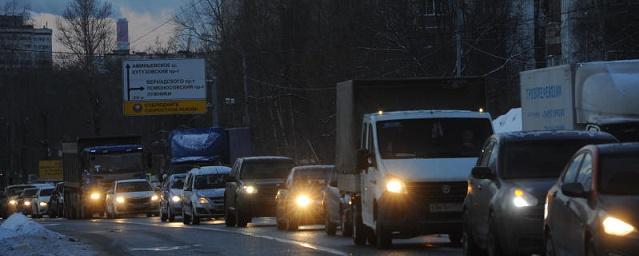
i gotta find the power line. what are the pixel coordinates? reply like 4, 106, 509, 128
130, 0, 206, 47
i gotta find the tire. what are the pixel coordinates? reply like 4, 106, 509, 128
325, 211, 337, 236
462, 226, 483, 256
449, 232, 462, 247
235, 206, 248, 228
545, 231, 556, 256
341, 211, 353, 237
160, 209, 168, 222
146, 212, 153, 218
182, 206, 191, 225
168, 206, 176, 222
351, 203, 366, 246
375, 219, 392, 249
225, 207, 236, 227
192, 207, 200, 225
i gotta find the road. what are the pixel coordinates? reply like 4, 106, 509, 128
39, 216, 462, 256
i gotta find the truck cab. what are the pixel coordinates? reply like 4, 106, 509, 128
355, 110, 493, 248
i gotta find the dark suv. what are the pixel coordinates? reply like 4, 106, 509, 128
545, 143, 639, 256
463, 131, 617, 256
224, 156, 295, 227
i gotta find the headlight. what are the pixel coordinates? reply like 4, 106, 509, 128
90, 192, 101, 200
198, 197, 209, 204
603, 216, 636, 237
243, 185, 257, 194
385, 178, 406, 194
39, 202, 47, 207
151, 195, 159, 201
171, 195, 181, 203
295, 194, 311, 208
9, 200, 16, 205
116, 196, 125, 204
512, 188, 538, 208
544, 202, 549, 219
24, 201, 31, 206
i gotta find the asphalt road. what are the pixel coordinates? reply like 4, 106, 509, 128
39, 216, 462, 256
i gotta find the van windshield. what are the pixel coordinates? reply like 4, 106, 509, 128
600, 156, 639, 195
377, 118, 492, 159
171, 177, 185, 189
89, 152, 143, 174
195, 174, 227, 189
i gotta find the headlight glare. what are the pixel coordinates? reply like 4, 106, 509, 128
295, 194, 311, 207
243, 185, 257, 194
386, 178, 406, 194
116, 196, 125, 204
171, 195, 181, 203
24, 201, 31, 206
151, 195, 159, 201
603, 216, 635, 236
512, 188, 538, 208
90, 192, 101, 200
39, 202, 47, 207
9, 200, 16, 205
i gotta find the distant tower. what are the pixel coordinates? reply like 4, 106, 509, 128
116, 18, 130, 53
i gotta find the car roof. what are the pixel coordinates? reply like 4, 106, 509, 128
494, 130, 618, 143
594, 143, 639, 156
239, 156, 293, 162
366, 110, 491, 122
189, 166, 231, 176
291, 165, 335, 172
6, 184, 34, 189
116, 179, 148, 184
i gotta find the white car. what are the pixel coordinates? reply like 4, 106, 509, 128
31, 186, 55, 218
182, 166, 231, 225
105, 179, 159, 218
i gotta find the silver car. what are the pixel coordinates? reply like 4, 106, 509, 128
182, 166, 230, 225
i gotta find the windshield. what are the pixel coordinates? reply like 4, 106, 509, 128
40, 189, 54, 196
116, 182, 152, 193
600, 155, 639, 195
241, 161, 295, 179
7, 186, 34, 196
89, 152, 143, 174
194, 174, 227, 189
293, 168, 332, 186
377, 118, 492, 159
22, 189, 38, 197
502, 140, 601, 179
171, 177, 185, 189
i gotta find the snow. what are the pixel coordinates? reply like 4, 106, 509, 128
493, 108, 523, 133
0, 213, 94, 256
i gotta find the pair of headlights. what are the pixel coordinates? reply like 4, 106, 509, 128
114, 194, 159, 204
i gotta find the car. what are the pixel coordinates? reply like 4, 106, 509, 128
18, 188, 40, 216
182, 166, 230, 225
160, 173, 187, 222
463, 131, 618, 256
1, 184, 35, 218
322, 167, 353, 237
31, 186, 55, 218
105, 179, 160, 218
47, 182, 64, 218
275, 165, 334, 231
544, 143, 639, 256
225, 156, 295, 227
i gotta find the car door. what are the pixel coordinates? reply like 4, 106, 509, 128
362, 122, 377, 226
548, 152, 584, 255
474, 140, 499, 241
563, 152, 593, 255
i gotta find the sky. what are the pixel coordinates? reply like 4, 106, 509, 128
2, 0, 189, 53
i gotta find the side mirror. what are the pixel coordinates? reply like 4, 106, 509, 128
471, 166, 494, 179
356, 149, 370, 171
561, 183, 587, 198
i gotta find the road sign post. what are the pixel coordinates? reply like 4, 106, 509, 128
122, 59, 207, 116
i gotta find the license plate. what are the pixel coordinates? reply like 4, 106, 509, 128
429, 203, 463, 213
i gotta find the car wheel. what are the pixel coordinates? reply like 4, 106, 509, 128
286, 215, 298, 231
235, 205, 248, 228
192, 207, 200, 225
545, 231, 556, 256
351, 203, 366, 246
449, 232, 462, 247
325, 211, 337, 236
182, 205, 191, 225
168, 206, 176, 222
375, 219, 392, 249
225, 207, 236, 227
462, 226, 483, 256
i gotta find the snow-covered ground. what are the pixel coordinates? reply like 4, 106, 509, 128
0, 213, 94, 256
493, 108, 522, 133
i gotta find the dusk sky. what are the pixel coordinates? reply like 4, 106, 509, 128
3, 0, 190, 52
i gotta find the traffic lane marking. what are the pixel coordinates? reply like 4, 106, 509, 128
94, 219, 348, 256
130, 244, 201, 251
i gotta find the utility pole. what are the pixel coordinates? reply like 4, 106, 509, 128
241, 52, 250, 126
208, 77, 220, 127
454, 0, 464, 77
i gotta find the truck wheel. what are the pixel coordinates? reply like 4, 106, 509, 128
375, 219, 392, 249
351, 204, 366, 246
325, 211, 337, 235
225, 208, 236, 227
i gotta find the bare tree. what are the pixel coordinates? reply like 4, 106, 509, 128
56, 0, 114, 69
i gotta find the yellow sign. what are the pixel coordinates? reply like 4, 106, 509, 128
39, 160, 63, 181
123, 100, 207, 116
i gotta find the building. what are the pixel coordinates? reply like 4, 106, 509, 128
0, 15, 52, 71
115, 18, 130, 54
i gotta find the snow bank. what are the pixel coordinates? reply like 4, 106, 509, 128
493, 108, 523, 133
0, 213, 94, 256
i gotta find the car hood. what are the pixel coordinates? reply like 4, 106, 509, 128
195, 188, 225, 197
169, 189, 183, 196
116, 191, 155, 199
509, 179, 557, 199
599, 195, 639, 228
380, 158, 478, 182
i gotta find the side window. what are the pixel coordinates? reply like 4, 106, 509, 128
478, 141, 495, 166
184, 174, 191, 190
487, 143, 499, 168
576, 153, 593, 191
562, 153, 584, 183
360, 124, 366, 149
367, 124, 374, 151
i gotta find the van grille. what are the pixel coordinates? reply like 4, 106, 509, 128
407, 182, 467, 202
